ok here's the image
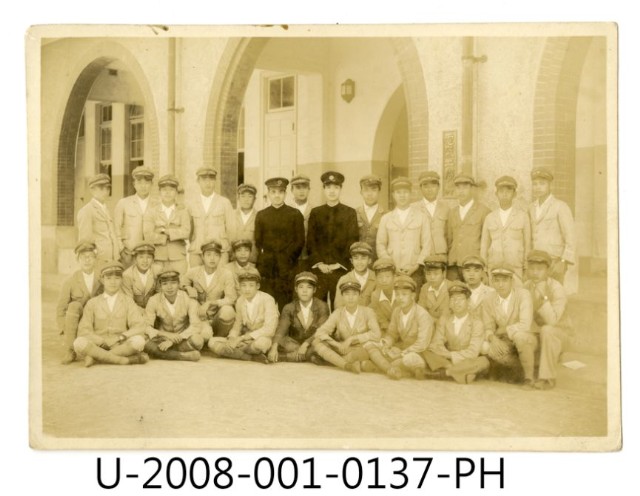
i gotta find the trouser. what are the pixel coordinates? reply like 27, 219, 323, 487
119, 248, 134, 269
153, 259, 188, 276
363, 341, 426, 374
486, 332, 539, 382
260, 275, 293, 312
423, 350, 490, 383
73, 334, 147, 365
549, 258, 568, 284
312, 268, 347, 308
410, 270, 425, 296
311, 340, 369, 369
538, 325, 572, 380
207, 305, 235, 338
208, 335, 272, 360
62, 301, 84, 352
447, 265, 462, 281
144, 336, 202, 360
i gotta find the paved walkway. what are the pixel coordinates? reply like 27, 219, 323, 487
35, 272, 610, 448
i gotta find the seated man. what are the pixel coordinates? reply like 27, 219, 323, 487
144, 270, 212, 361
56, 240, 103, 364
334, 242, 376, 309
422, 281, 490, 384
122, 242, 157, 309
460, 255, 494, 318
73, 262, 149, 367
482, 264, 537, 389
524, 250, 573, 390
368, 257, 399, 334
312, 281, 381, 374
225, 238, 256, 291
268, 272, 330, 363
417, 255, 452, 320
363, 275, 434, 380
209, 268, 279, 363
181, 239, 237, 338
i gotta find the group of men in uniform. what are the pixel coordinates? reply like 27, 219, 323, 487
56, 162, 576, 391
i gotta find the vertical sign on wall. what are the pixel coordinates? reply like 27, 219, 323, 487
443, 130, 458, 198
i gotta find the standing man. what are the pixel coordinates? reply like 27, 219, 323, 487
114, 165, 156, 268
446, 174, 491, 281
289, 174, 313, 271
307, 171, 359, 304
188, 167, 235, 267
143, 174, 191, 275
529, 167, 576, 284
56, 241, 103, 364
482, 264, 537, 389
524, 250, 573, 390
254, 177, 305, 310
356, 174, 386, 260
377, 177, 432, 292
412, 170, 449, 256
232, 183, 259, 264
77, 173, 121, 265
481, 176, 531, 281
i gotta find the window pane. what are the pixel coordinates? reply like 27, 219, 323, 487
282, 76, 295, 107
101, 128, 111, 161
129, 104, 144, 118
269, 79, 282, 110
101, 105, 112, 123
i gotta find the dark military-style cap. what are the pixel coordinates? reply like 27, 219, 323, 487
448, 280, 471, 297
527, 250, 553, 266
131, 165, 154, 180
295, 271, 318, 286
265, 177, 289, 189
132, 242, 155, 255
453, 173, 476, 186
74, 240, 97, 255
158, 174, 180, 189
349, 241, 373, 257
231, 239, 253, 252
290, 174, 311, 186
423, 254, 448, 270
339, 280, 361, 293
394, 274, 416, 292
461, 255, 486, 269
418, 170, 441, 185
196, 167, 218, 178
201, 239, 223, 254
100, 261, 124, 277
390, 176, 412, 191
237, 183, 257, 196
372, 257, 396, 273
238, 267, 261, 283
531, 167, 554, 182
158, 269, 180, 283
495, 175, 518, 189
490, 263, 515, 277
320, 171, 345, 186
359, 174, 382, 188
88, 173, 111, 188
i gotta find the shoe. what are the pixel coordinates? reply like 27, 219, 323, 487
413, 368, 427, 380
61, 350, 76, 365
465, 374, 477, 384
361, 360, 379, 373
128, 353, 150, 365
180, 351, 201, 362
521, 379, 535, 390
534, 379, 556, 390
251, 353, 270, 364
423, 368, 447, 380
345, 362, 361, 374
386, 366, 404, 380
84, 356, 95, 368
309, 355, 326, 366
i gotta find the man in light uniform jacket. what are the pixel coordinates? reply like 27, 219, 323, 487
412, 170, 449, 256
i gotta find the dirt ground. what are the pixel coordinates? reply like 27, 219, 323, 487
37, 272, 609, 444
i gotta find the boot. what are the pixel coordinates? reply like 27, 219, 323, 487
423, 368, 447, 380
360, 360, 379, 373
83, 342, 129, 365
313, 341, 347, 368
367, 347, 391, 373
344, 361, 361, 374
127, 353, 150, 365
179, 351, 201, 362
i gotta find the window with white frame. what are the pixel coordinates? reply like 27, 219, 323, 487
98, 104, 112, 181
268, 75, 296, 111
129, 104, 144, 163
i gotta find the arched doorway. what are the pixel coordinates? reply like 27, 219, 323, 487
203, 37, 428, 204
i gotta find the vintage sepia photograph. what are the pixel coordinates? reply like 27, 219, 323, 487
28, 23, 619, 450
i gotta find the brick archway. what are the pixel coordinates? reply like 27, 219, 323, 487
204, 37, 428, 200
533, 37, 593, 208
54, 42, 160, 226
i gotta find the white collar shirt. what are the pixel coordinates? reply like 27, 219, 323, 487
363, 204, 379, 223
499, 206, 512, 227
103, 292, 118, 312
459, 199, 474, 221
201, 193, 215, 213
345, 308, 358, 329
82, 272, 94, 293
423, 198, 437, 217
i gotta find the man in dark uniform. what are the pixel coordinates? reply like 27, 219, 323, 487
254, 177, 305, 310
307, 171, 359, 305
